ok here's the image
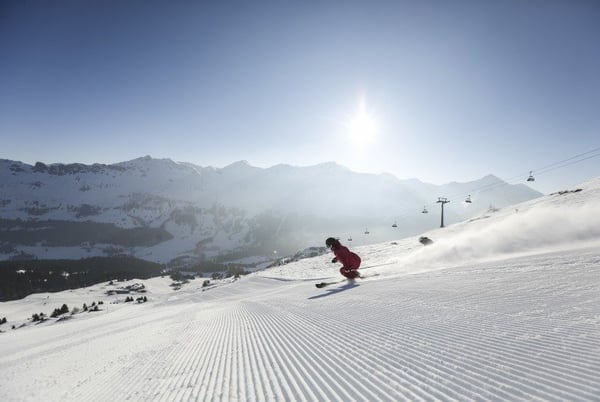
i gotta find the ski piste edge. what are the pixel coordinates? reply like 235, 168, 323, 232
315, 273, 380, 288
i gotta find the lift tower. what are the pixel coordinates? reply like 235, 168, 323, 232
437, 197, 450, 228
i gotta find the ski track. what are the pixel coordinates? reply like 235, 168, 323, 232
1, 250, 599, 401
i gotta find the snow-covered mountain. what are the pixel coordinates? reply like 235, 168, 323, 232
0, 177, 598, 401
0, 156, 541, 265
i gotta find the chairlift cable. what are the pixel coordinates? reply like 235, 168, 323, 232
533, 146, 600, 174
536, 152, 600, 176
412, 147, 600, 214
386, 145, 600, 221
444, 146, 600, 202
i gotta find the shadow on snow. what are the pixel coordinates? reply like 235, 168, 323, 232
308, 282, 359, 300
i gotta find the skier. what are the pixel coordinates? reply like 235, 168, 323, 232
325, 237, 361, 279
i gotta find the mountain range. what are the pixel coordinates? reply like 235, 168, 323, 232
0, 156, 542, 267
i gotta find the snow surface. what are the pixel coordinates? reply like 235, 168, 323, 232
1, 178, 599, 401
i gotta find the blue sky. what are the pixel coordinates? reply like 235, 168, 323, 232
1, 0, 599, 193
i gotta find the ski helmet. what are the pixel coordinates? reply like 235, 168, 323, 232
325, 237, 337, 248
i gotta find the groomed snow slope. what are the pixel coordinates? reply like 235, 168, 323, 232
1, 179, 599, 401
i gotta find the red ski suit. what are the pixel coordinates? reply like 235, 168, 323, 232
331, 243, 361, 279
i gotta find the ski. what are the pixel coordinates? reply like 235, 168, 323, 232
315, 273, 380, 288
315, 280, 344, 289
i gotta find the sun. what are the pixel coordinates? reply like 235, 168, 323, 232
347, 99, 378, 147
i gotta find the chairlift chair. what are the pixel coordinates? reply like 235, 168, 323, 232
392, 221, 398, 228
364, 229, 370, 235
348, 237, 353, 242
422, 206, 428, 214
527, 171, 535, 182
465, 195, 472, 203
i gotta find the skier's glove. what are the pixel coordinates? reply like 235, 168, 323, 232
331, 257, 338, 263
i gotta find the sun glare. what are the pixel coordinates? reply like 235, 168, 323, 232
347, 99, 378, 147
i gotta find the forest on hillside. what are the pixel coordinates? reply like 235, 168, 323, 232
0, 256, 164, 301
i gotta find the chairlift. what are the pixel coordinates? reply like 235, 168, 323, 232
465, 195, 472, 203
392, 221, 398, 228
348, 237, 353, 242
422, 206, 428, 214
527, 171, 535, 182
364, 229, 370, 235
